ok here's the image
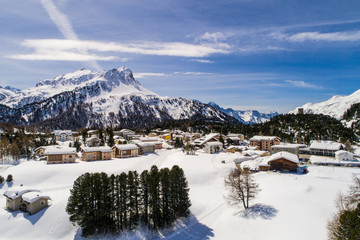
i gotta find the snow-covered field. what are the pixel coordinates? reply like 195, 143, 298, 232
0, 149, 359, 240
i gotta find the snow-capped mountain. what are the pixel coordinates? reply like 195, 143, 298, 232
290, 89, 360, 119
0, 67, 238, 129
208, 102, 278, 124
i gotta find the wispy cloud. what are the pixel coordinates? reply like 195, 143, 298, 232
189, 59, 214, 63
8, 39, 231, 61
273, 30, 360, 42
133, 72, 166, 78
285, 80, 323, 89
197, 32, 228, 43
173, 71, 212, 75
40, 0, 101, 69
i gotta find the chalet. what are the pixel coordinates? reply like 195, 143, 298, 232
204, 142, 223, 154
81, 146, 112, 161
86, 134, 101, 147
271, 143, 307, 157
45, 147, 77, 164
4, 188, 38, 211
53, 130, 73, 142
335, 150, 353, 161
21, 191, 51, 215
309, 141, 345, 157
249, 136, 281, 151
225, 136, 242, 146
192, 133, 219, 148
227, 133, 245, 141
260, 152, 299, 172
112, 144, 139, 158
132, 140, 155, 154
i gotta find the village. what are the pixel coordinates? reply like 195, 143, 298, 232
2, 126, 359, 218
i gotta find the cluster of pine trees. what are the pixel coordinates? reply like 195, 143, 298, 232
66, 165, 191, 237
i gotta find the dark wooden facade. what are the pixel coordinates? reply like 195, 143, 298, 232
269, 158, 298, 172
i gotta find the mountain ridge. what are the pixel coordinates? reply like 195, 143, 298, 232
0, 67, 239, 129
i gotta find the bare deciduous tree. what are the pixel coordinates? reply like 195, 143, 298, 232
224, 169, 260, 209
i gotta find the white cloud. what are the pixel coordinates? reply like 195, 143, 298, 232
189, 59, 214, 63
40, 0, 101, 69
8, 39, 231, 61
285, 80, 322, 89
133, 72, 166, 78
173, 71, 212, 75
274, 31, 360, 42
40, 0, 77, 40
198, 32, 227, 43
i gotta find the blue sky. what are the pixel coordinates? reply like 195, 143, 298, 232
1, 0, 360, 113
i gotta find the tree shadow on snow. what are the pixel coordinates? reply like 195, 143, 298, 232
236, 204, 278, 220
161, 214, 214, 240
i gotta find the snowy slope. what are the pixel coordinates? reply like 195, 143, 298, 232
0, 150, 359, 240
208, 102, 278, 124
0, 67, 237, 128
290, 89, 360, 119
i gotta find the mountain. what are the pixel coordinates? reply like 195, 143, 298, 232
208, 102, 278, 124
290, 89, 360, 120
0, 67, 238, 129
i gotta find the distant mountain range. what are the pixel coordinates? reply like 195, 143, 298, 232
0, 67, 242, 129
208, 102, 279, 124
290, 89, 360, 122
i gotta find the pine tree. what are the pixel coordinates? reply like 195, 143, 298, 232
107, 129, 115, 147
127, 171, 139, 230
118, 172, 128, 229
160, 168, 173, 227
148, 165, 161, 229
140, 170, 150, 226
170, 165, 191, 218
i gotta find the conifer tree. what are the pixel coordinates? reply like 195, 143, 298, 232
170, 165, 191, 218
160, 168, 173, 227
140, 170, 150, 226
148, 165, 161, 229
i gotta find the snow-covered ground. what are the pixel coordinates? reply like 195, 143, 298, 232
0, 149, 359, 240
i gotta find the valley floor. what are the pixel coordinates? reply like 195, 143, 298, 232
0, 149, 359, 240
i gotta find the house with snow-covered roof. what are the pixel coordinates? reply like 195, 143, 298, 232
21, 191, 51, 215
53, 130, 73, 142
204, 142, 223, 154
309, 140, 345, 157
4, 188, 39, 211
249, 136, 281, 151
132, 140, 155, 154
271, 143, 307, 157
260, 151, 299, 172
112, 144, 139, 158
45, 146, 77, 164
192, 133, 219, 148
81, 146, 112, 161
86, 134, 101, 147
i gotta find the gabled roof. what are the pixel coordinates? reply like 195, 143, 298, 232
53, 130, 72, 136
113, 144, 139, 151
309, 141, 345, 151
44, 146, 77, 155
267, 151, 299, 164
4, 188, 39, 200
22, 191, 51, 204
249, 136, 280, 141
192, 133, 219, 145
82, 146, 112, 153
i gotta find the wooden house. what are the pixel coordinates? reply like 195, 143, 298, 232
260, 151, 299, 172
21, 191, 51, 215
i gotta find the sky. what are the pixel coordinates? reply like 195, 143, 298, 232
1, 0, 360, 113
